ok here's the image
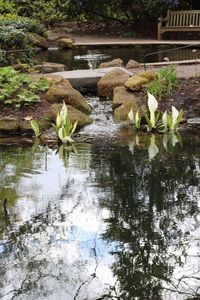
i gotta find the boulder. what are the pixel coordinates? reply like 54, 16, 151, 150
126, 59, 140, 69
125, 75, 149, 91
51, 104, 93, 128
45, 85, 92, 114
28, 32, 48, 49
47, 30, 59, 41
19, 117, 51, 133
99, 58, 124, 68
97, 68, 130, 99
42, 75, 73, 88
57, 38, 74, 49
113, 86, 144, 122
0, 117, 19, 132
138, 71, 157, 80
34, 62, 65, 73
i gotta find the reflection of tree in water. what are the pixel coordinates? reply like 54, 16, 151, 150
90, 139, 200, 299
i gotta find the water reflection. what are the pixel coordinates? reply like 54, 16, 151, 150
0, 136, 200, 299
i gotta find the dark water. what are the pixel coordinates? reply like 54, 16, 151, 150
0, 131, 200, 300
36, 45, 200, 70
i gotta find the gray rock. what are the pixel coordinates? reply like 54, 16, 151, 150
99, 58, 124, 68
34, 62, 65, 73
97, 68, 130, 99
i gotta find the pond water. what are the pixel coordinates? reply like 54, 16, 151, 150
36, 44, 200, 70
0, 129, 200, 300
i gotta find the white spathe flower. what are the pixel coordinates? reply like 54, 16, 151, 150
172, 105, 179, 129
128, 108, 134, 122
135, 111, 140, 124
60, 102, 68, 122
148, 92, 158, 128
162, 110, 168, 131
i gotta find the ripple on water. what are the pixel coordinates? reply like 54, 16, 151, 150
79, 96, 121, 138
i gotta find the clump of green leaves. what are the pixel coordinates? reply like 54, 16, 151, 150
52, 102, 77, 144
146, 65, 178, 99
0, 15, 47, 65
0, 66, 49, 108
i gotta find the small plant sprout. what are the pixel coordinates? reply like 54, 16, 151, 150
128, 109, 141, 130
53, 102, 77, 144
25, 116, 40, 138
144, 92, 162, 131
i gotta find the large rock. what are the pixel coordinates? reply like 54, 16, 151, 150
125, 71, 157, 91
99, 58, 124, 68
0, 117, 19, 132
42, 75, 73, 88
125, 75, 149, 91
45, 85, 92, 114
113, 86, 144, 122
57, 38, 74, 49
34, 62, 65, 73
126, 59, 140, 69
97, 68, 130, 99
51, 104, 93, 128
28, 32, 48, 49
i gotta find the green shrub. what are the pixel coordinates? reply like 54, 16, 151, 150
0, 66, 49, 108
0, 15, 47, 37
0, 15, 47, 65
0, 0, 15, 15
146, 65, 178, 99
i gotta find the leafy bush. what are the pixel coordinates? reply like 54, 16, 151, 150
0, 15, 47, 65
0, 15, 47, 37
0, 0, 15, 15
146, 65, 178, 99
0, 66, 49, 108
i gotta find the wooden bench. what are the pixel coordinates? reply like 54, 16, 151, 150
158, 10, 200, 40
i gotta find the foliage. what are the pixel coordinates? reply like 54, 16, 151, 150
13, 0, 72, 26
0, 15, 47, 65
52, 102, 77, 144
128, 109, 141, 130
128, 92, 183, 133
0, 0, 16, 15
29, 119, 41, 138
0, 66, 49, 108
146, 65, 178, 99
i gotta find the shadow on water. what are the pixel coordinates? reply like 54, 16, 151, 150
0, 132, 200, 300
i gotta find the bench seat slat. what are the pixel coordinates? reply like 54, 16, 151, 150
158, 10, 200, 39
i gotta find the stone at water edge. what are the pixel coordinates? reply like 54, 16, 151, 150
45, 85, 92, 115
113, 86, 144, 122
57, 38, 74, 49
126, 59, 140, 69
34, 62, 66, 73
28, 32, 48, 49
99, 58, 124, 68
97, 68, 130, 99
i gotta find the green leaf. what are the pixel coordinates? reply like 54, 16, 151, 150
30, 119, 40, 138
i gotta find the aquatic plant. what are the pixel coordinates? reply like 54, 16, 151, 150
128, 109, 141, 130
143, 92, 163, 131
53, 102, 77, 144
128, 92, 183, 133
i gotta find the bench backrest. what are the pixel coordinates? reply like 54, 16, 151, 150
167, 10, 200, 27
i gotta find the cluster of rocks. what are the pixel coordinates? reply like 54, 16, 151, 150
30, 30, 75, 50
97, 67, 156, 122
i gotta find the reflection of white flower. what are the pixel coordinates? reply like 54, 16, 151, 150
148, 134, 159, 160
192, 49, 197, 53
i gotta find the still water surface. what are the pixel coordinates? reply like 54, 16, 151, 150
0, 133, 200, 300
36, 45, 200, 70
